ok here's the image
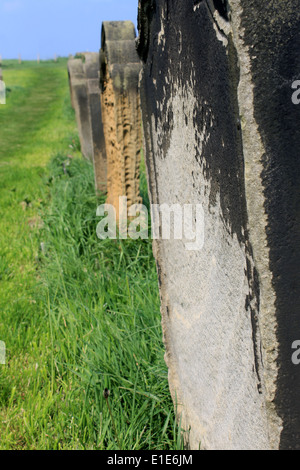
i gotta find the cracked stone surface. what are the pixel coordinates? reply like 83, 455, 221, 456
138, 0, 300, 450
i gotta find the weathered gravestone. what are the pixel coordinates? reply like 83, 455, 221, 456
138, 0, 300, 450
68, 54, 107, 191
68, 58, 94, 161
84, 53, 107, 192
100, 21, 142, 220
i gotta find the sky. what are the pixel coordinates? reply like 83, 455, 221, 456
0, 0, 139, 60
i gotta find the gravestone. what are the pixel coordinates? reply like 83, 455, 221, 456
138, 0, 300, 450
67, 58, 94, 161
68, 54, 107, 191
100, 21, 142, 219
84, 53, 107, 192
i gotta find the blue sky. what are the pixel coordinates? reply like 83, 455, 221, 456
0, 0, 139, 60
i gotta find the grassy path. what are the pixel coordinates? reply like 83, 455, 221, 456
0, 60, 80, 448
0, 61, 180, 450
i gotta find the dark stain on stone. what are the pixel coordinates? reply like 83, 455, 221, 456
138, 0, 248, 243
138, 0, 264, 432
240, 0, 300, 449
212, 0, 229, 21
137, 0, 157, 63
245, 256, 263, 395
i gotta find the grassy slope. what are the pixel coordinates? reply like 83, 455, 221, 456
0, 61, 181, 450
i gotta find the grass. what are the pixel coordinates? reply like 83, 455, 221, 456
0, 60, 183, 449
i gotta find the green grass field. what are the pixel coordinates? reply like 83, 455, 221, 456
0, 59, 182, 450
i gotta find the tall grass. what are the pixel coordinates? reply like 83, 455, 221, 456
0, 60, 82, 449
36, 153, 183, 450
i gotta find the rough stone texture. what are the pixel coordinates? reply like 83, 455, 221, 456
100, 21, 142, 219
138, 0, 300, 450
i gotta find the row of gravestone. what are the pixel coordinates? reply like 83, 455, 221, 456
67, 21, 141, 217
68, 2, 300, 450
